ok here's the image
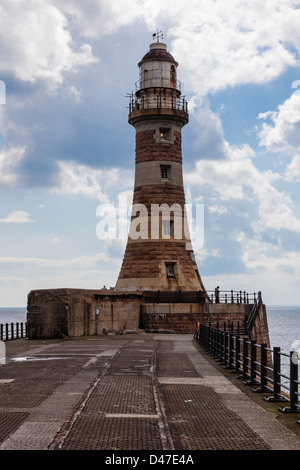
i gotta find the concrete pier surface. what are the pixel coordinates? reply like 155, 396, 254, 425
1, 332, 300, 452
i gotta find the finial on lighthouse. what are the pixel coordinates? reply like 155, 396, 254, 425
152, 29, 164, 43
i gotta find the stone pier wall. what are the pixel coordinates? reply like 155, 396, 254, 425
27, 289, 142, 339
140, 302, 251, 334
27, 288, 270, 348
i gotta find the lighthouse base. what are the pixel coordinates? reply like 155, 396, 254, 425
27, 288, 270, 347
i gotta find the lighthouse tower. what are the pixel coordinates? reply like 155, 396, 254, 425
116, 34, 205, 292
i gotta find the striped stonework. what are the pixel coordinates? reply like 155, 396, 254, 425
115, 41, 205, 292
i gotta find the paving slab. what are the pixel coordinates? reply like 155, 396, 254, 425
0, 333, 300, 451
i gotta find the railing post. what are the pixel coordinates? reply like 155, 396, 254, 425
213, 328, 218, 357
216, 329, 221, 362
223, 332, 229, 366
235, 336, 240, 374
228, 334, 234, 369
273, 346, 281, 400
217, 326, 221, 359
265, 347, 287, 403
244, 341, 258, 385
205, 325, 209, 350
5, 323, 8, 341
202, 323, 205, 347
208, 326, 212, 353
238, 338, 248, 379
290, 351, 299, 412
280, 351, 300, 413
253, 344, 269, 393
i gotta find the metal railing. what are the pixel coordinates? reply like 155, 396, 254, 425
195, 322, 300, 420
206, 289, 260, 304
128, 93, 188, 114
0, 322, 27, 341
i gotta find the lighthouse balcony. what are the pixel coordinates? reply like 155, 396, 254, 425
128, 93, 188, 114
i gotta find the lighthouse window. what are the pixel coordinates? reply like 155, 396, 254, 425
165, 262, 176, 278
160, 164, 171, 180
160, 128, 171, 140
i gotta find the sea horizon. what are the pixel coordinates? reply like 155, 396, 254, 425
0, 305, 299, 356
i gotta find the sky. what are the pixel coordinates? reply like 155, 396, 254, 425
1, 0, 300, 307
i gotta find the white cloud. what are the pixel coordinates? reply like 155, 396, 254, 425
166, 0, 300, 95
68, 86, 81, 102
52, 160, 133, 202
0, 0, 98, 88
208, 205, 228, 216
36, 1, 300, 96
239, 232, 300, 274
0, 146, 26, 187
55, 0, 146, 38
0, 210, 33, 224
186, 130, 300, 234
49, 236, 62, 245
258, 90, 300, 181
0, 1, 299, 97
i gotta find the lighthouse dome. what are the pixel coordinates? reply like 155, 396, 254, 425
139, 42, 178, 66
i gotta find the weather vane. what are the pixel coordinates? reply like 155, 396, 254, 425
152, 29, 163, 43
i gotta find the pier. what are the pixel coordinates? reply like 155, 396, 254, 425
1, 332, 300, 452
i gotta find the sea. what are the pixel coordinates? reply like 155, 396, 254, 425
0, 307, 27, 326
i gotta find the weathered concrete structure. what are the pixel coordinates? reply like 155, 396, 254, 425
27, 36, 271, 348
27, 289, 142, 339
27, 287, 270, 349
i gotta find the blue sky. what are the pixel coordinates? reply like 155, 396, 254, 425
1, 0, 300, 307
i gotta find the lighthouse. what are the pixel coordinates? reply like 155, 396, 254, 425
116, 34, 205, 293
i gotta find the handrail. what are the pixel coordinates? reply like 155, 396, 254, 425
195, 322, 300, 422
206, 290, 260, 304
128, 93, 188, 114
0, 322, 27, 341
